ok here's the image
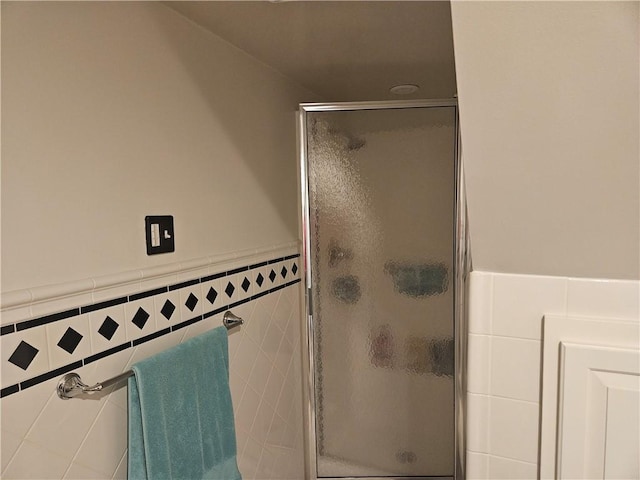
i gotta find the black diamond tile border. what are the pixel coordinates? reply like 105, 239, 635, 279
292, 263, 298, 275
1, 253, 301, 397
161, 300, 176, 320
241, 277, 251, 292
281, 266, 288, 279
57, 327, 83, 354
206, 287, 218, 304
98, 316, 119, 341
132, 307, 150, 330
185, 293, 199, 312
8, 341, 39, 371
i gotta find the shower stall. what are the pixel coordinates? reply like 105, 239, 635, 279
298, 100, 467, 480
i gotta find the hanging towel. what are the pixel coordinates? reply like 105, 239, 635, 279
128, 326, 242, 480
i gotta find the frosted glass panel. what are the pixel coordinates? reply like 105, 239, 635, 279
307, 107, 456, 478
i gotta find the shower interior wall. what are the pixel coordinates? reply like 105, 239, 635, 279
1, 3, 320, 479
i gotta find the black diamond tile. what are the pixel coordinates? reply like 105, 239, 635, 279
256, 273, 264, 287
132, 307, 150, 330
98, 316, 119, 340
269, 269, 276, 282
292, 263, 298, 275
241, 277, 251, 292
161, 300, 176, 320
225, 282, 235, 298
206, 287, 218, 304
57, 327, 83, 354
8, 341, 39, 371
281, 266, 288, 279
185, 293, 199, 312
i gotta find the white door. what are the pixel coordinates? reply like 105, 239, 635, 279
557, 342, 640, 479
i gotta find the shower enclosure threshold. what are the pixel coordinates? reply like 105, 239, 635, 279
318, 455, 453, 480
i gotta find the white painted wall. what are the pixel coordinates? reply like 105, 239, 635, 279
452, 1, 639, 280
452, 3, 640, 478
1, 3, 317, 479
1, 1, 319, 293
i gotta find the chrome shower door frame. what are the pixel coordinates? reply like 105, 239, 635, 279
298, 99, 468, 480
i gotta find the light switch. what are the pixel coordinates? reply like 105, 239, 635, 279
145, 216, 175, 255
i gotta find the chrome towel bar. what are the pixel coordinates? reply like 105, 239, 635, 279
56, 310, 243, 400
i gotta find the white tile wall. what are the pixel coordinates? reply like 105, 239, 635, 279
466, 270, 640, 479
1, 248, 305, 480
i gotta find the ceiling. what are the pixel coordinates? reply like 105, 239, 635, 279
165, 1, 457, 102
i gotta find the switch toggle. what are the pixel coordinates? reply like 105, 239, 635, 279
145, 216, 175, 255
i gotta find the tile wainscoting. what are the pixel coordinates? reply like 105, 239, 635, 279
466, 270, 639, 479
1, 243, 305, 480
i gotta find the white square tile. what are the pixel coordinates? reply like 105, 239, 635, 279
0, 379, 53, 439
88, 304, 127, 354
200, 277, 224, 315
1, 327, 50, 387
25, 382, 104, 460
229, 371, 247, 407
236, 385, 261, 434
251, 399, 275, 445
265, 264, 280, 290
261, 320, 284, 363
177, 283, 203, 322
236, 270, 254, 300
488, 455, 538, 479
124, 297, 156, 342
244, 301, 273, 347
227, 326, 243, 361
153, 290, 181, 328
251, 266, 268, 297
74, 402, 127, 476
63, 462, 105, 480
2, 439, 70, 480
466, 451, 489, 480
274, 335, 293, 377
467, 393, 490, 453
279, 261, 293, 287
266, 412, 288, 447
288, 257, 301, 281
489, 397, 539, 463
1, 429, 22, 472
248, 350, 273, 398
567, 278, 639, 320
126, 329, 183, 368
232, 334, 261, 382
46, 313, 91, 369
78, 347, 133, 409
222, 274, 241, 306
490, 337, 541, 402
492, 273, 566, 340
112, 452, 127, 480
467, 334, 491, 395
468, 272, 493, 335
262, 368, 285, 410
275, 373, 296, 421
238, 435, 261, 480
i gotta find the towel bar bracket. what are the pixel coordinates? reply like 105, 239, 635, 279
56, 310, 243, 400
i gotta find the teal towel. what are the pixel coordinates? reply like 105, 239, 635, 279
128, 327, 242, 480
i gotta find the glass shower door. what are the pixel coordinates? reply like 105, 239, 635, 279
305, 105, 457, 478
